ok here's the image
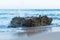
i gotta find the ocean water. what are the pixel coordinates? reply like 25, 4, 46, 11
0, 9, 60, 30
0, 9, 60, 40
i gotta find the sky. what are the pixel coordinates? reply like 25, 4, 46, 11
0, 0, 60, 9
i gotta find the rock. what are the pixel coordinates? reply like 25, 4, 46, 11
8, 15, 53, 28
40, 16, 52, 26
24, 19, 36, 27
8, 17, 25, 28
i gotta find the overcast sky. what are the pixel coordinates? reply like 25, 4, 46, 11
0, 0, 60, 9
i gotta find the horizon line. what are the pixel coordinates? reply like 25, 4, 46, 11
0, 9, 60, 11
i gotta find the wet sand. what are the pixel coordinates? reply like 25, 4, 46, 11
0, 27, 60, 40
0, 31, 60, 40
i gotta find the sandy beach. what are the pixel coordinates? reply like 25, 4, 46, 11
0, 30, 60, 40
0, 27, 60, 40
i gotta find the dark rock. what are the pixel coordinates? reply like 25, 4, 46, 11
24, 19, 35, 27
8, 15, 53, 28
40, 16, 51, 26
8, 17, 26, 28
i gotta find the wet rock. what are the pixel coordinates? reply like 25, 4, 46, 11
40, 16, 52, 26
8, 15, 53, 28
24, 19, 36, 27
8, 17, 25, 28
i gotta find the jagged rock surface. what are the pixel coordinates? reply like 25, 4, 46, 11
8, 15, 53, 28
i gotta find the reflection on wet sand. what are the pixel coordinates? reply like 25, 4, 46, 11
0, 26, 52, 40
15, 26, 52, 36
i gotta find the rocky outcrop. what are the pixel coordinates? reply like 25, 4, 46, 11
8, 15, 53, 28
40, 16, 52, 26
8, 17, 26, 28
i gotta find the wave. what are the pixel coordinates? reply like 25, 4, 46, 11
0, 9, 60, 32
